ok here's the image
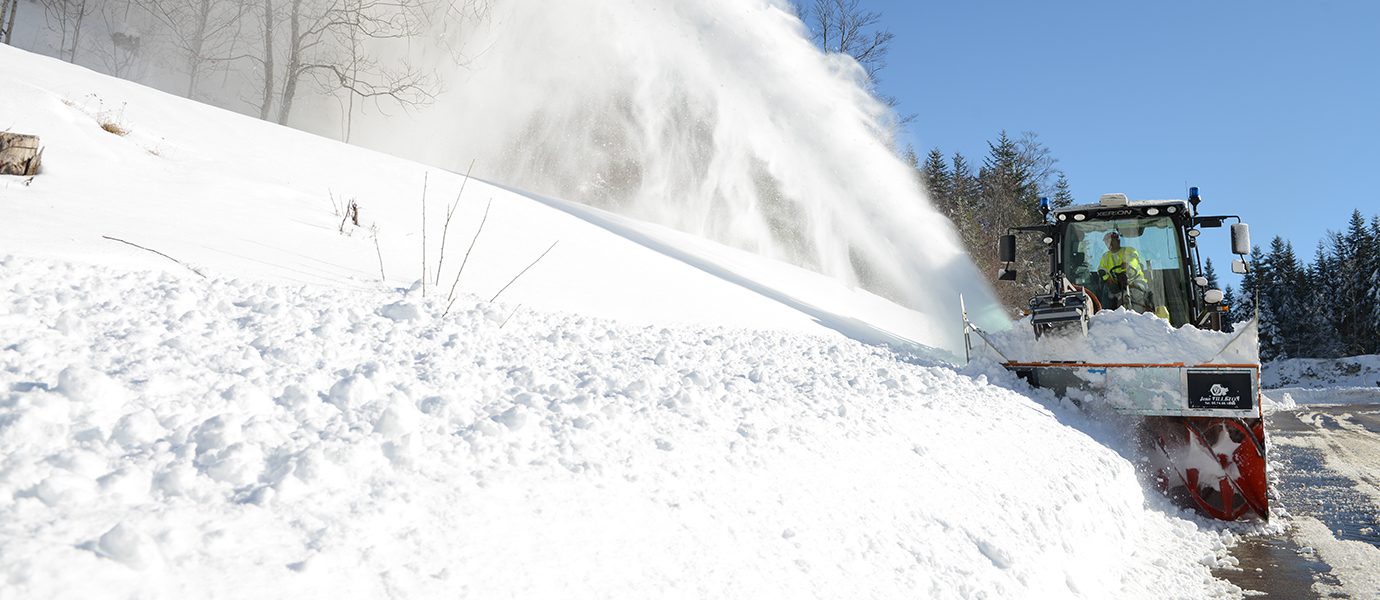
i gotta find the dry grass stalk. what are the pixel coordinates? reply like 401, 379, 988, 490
489, 240, 558, 303
102, 235, 206, 278
421, 173, 428, 296
441, 197, 492, 317
372, 225, 386, 281
100, 121, 128, 136
435, 158, 476, 285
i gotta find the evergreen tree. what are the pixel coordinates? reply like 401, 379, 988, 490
1370, 216, 1380, 354
1220, 285, 1237, 333
1333, 210, 1376, 355
977, 132, 1044, 307
1051, 172, 1074, 208
1257, 238, 1293, 360
950, 152, 979, 253
979, 130, 1039, 219
1203, 257, 1220, 289
1201, 257, 1226, 332
1238, 245, 1267, 352
920, 148, 952, 218
1304, 240, 1344, 357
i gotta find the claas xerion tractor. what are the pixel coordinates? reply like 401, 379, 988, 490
964, 187, 1267, 520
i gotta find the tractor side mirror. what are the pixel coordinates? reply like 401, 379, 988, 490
998, 268, 1018, 281
1231, 223, 1251, 255
1231, 259, 1248, 275
1204, 289, 1224, 304
998, 234, 1017, 263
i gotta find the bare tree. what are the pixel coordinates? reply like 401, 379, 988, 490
425, 0, 490, 65
90, 6, 146, 78
1, 0, 15, 45
136, 0, 246, 98
276, 0, 433, 126
218, 0, 276, 120
257, 0, 274, 119
40, 0, 99, 61
800, 0, 911, 126
807, 0, 893, 82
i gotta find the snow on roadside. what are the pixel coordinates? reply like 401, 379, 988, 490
1263, 387, 1380, 410
1264, 355, 1380, 389
1262, 355, 1380, 409
1260, 390, 1299, 413
1291, 517, 1380, 598
0, 256, 1241, 599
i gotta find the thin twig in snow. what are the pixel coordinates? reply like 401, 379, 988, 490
435, 158, 475, 286
101, 235, 207, 278
490, 240, 558, 303
500, 304, 522, 328
420, 172, 428, 296
441, 197, 492, 317
373, 227, 386, 281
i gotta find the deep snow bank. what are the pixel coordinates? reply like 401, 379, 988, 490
1262, 355, 1380, 408
0, 256, 1240, 599
1264, 355, 1380, 389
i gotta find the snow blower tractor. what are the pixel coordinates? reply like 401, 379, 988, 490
965, 187, 1267, 520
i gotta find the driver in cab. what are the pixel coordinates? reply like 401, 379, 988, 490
1098, 231, 1147, 309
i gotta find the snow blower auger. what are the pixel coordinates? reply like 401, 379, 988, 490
965, 188, 1268, 521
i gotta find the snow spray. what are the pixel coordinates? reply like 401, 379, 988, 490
349, 0, 1007, 352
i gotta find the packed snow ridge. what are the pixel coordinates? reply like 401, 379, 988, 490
977, 310, 1258, 366
0, 257, 1240, 598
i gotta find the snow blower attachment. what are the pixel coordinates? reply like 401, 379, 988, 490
972, 187, 1267, 520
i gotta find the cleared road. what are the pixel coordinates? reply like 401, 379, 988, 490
1222, 402, 1380, 598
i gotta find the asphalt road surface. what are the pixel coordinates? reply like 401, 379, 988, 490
1219, 402, 1380, 598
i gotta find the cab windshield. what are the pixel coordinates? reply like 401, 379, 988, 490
1061, 216, 1191, 326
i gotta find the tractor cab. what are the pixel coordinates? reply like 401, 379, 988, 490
997, 188, 1250, 336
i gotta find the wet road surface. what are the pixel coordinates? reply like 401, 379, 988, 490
1218, 402, 1380, 598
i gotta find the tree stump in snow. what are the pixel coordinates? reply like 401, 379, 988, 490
0, 133, 42, 176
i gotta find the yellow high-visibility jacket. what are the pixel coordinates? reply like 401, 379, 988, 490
1099, 247, 1147, 284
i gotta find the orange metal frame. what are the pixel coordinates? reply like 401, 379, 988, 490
1003, 362, 1260, 370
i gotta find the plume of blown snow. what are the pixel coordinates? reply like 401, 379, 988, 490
336, 0, 1007, 346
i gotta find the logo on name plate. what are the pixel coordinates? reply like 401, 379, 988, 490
1209, 383, 1229, 397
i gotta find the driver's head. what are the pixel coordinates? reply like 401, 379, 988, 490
1104, 231, 1121, 251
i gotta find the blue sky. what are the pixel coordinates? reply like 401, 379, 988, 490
871, 1, 1379, 284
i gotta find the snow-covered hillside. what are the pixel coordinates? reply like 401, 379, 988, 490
2, 46, 1246, 599
0, 43, 957, 356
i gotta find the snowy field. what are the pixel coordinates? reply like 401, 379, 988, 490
1, 46, 1250, 598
